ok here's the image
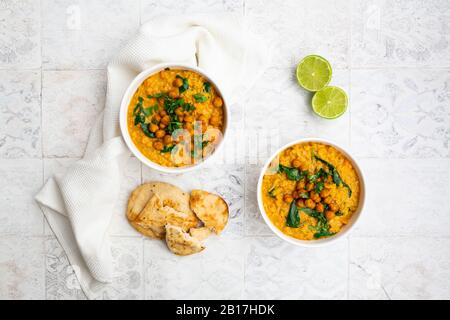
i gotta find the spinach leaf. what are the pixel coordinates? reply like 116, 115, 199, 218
203, 82, 211, 93
313, 230, 336, 239
176, 75, 189, 93
343, 182, 352, 197
308, 168, 328, 183
286, 200, 300, 228
299, 192, 309, 199
134, 113, 145, 126
161, 145, 175, 153
268, 186, 277, 198
167, 120, 182, 134
147, 92, 168, 99
299, 207, 326, 223
314, 181, 325, 193
143, 105, 158, 117
278, 165, 307, 181
314, 154, 352, 198
299, 207, 334, 238
183, 103, 195, 112
140, 123, 155, 138
193, 93, 207, 103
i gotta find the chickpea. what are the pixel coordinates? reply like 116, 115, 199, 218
325, 211, 335, 220
169, 89, 179, 99
163, 135, 172, 145
320, 188, 331, 198
316, 203, 325, 212
158, 98, 165, 107
209, 115, 220, 126
283, 194, 293, 203
159, 109, 167, 116
329, 203, 339, 212
213, 97, 223, 108
291, 159, 301, 168
305, 199, 315, 209
296, 181, 306, 190
306, 183, 314, 191
178, 116, 184, 123
323, 196, 333, 205
313, 194, 321, 203
159, 123, 166, 129
155, 130, 165, 139
149, 123, 159, 133
153, 141, 164, 151
299, 163, 308, 171
184, 115, 194, 122
296, 199, 305, 207
161, 115, 170, 125
175, 107, 183, 116
173, 77, 183, 87
292, 191, 299, 199
153, 114, 161, 123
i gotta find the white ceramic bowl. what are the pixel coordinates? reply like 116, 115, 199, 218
119, 63, 229, 174
257, 138, 366, 247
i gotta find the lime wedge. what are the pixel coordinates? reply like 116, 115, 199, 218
312, 86, 348, 119
296, 55, 332, 92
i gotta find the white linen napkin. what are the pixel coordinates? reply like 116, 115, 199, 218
35, 14, 270, 299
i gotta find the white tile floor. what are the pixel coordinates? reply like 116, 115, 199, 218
1, 0, 449, 299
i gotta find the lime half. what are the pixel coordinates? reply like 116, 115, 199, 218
312, 86, 348, 119
296, 55, 332, 92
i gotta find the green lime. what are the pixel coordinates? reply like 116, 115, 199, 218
296, 55, 332, 92
312, 86, 348, 119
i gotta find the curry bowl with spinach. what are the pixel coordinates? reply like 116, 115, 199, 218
258, 140, 364, 243
120, 65, 227, 171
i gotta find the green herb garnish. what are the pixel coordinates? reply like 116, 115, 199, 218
313, 154, 352, 198
140, 123, 155, 138
176, 75, 189, 93
299, 192, 309, 199
203, 82, 211, 93
183, 103, 195, 112
286, 200, 300, 228
268, 186, 277, 198
299, 207, 335, 239
308, 168, 328, 182
143, 105, 158, 116
193, 93, 207, 103
278, 164, 307, 181
335, 210, 343, 216
314, 181, 325, 193
161, 145, 175, 153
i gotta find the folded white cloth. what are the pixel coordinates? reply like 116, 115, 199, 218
35, 14, 270, 299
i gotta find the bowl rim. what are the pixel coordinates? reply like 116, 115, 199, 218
256, 137, 366, 247
119, 62, 229, 174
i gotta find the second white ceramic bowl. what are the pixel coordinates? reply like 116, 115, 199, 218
257, 138, 366, 247
119, 63, 229, 174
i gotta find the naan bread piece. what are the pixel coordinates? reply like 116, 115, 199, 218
189, 190, 229, 234
189, 227, 212, 241
126, 183, 156, 221
127, 182, 200, 239
165, 224, 205, 256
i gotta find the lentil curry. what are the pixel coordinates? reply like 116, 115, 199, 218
261, 142, 360, 240
127, 68, 225, 167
